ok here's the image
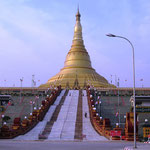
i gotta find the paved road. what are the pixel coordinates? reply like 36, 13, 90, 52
0, 140, 149, 150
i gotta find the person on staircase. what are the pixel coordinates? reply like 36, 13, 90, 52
85, 112, 87, 118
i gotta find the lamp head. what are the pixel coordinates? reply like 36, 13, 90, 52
106, 33, 116, 37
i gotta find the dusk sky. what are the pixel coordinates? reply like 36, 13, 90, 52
0, 0, 150, 88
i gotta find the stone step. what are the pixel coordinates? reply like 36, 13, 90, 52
82, 90, 108, 141
40, 90, 69, 139
47, 90, 79, 140
74, 89, 83, 140
14, 90, 65, 140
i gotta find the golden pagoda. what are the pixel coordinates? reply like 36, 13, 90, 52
41, 9, 112, 89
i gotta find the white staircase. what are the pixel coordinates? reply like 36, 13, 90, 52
14, 90, 66, 140
48, 90, 79, 140
14, 89, 108, 141
82, 90, 108, 141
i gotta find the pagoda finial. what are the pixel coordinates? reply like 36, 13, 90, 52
76, 5, 81, 21
73, 6, 82, 40
78, 4, 79, 12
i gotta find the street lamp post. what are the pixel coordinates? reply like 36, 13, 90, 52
20, 77, 23, 103
140, 79, 143, 88
99, 100, 102, 117
124, 115, 126, 124
36, 96, 39, 108
1, 114, 4, 126
4, 80, 6, 87
97, 95, 101, 116
106, 33, 136, 148
117, 78, 120, 127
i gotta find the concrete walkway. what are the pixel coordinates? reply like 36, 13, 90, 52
82, 90, 108, 141
47, 90, 79, 141
14, 90, 66, 140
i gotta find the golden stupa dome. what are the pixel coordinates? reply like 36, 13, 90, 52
40, 9, 112, 89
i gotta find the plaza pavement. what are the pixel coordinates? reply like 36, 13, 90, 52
0, 140, 149, 150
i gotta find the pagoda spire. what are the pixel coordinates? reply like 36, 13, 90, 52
76, 5, 80, 21
41, 9, 111, 89
73, 8, 82, 41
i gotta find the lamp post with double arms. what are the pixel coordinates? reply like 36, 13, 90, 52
1, 114, 4, 126
99, 100, 102, 117
106, 33, 136, 148
20, 77, 23, 103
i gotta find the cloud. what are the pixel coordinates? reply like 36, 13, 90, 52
0, 0, 150, 87
0, 0, 57, 86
